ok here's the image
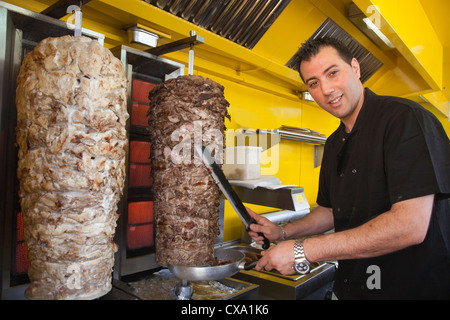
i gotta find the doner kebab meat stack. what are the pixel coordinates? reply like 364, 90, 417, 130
148, 75, 230, 267
15, 36, 128, 299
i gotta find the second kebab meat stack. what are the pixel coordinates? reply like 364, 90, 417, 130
16, 36, 128, 299
148, 75, 230, 267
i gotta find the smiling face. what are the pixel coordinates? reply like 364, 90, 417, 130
300, 45, 365, 132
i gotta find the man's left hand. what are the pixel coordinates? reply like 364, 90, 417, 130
255, 240, 297, 275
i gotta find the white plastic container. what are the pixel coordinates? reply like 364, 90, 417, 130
127, 26, 159, 47
222, 146, 261, 180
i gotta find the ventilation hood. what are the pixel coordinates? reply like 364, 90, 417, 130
143, 0, 292, 50
286, 18, 383, 84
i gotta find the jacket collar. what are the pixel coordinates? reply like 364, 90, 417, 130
338, 88, 375, 135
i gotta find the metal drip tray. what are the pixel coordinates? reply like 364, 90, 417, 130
226, 245, 336, 300
106, 269, 258, 300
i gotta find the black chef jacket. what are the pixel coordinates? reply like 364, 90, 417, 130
317, 88, 450, 299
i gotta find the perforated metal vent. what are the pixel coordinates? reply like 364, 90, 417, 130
286, 18, 383, 83
143, 0, 291, 49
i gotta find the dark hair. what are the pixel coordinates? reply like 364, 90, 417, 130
297, 37, 354, 82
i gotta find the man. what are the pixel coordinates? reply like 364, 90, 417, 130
248, 37, 450, 299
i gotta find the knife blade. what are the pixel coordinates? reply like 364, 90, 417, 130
195, 145, 270, 250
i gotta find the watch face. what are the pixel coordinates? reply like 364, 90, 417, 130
294, 260, 310, 274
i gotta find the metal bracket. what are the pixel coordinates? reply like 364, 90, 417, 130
147, 31, 204, 75
66, 5, 82, 36
41, 0, 91, 19
147, 32, 205, 56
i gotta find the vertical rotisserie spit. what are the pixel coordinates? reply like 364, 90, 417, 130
148, 75, 230, 267
15, 36, 128, 299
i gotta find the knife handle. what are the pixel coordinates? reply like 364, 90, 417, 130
248, 218, 270, 250
260, 234, 270, 250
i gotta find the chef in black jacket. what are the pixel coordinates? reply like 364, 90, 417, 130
248, 37, 450, 299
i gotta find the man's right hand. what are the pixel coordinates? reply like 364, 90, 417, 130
247, 208, 285, 244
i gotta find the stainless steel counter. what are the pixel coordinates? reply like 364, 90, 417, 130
226, 244, 336, 300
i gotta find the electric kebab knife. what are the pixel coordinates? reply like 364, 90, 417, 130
195, 145, 270, 250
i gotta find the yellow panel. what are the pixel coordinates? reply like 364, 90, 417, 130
421, 91, 450, 118
252, 0, 326, 66
3, 0, 52, 12
354, 0, 443, 91
366, 60, 431, 97
419, 0, 450, 47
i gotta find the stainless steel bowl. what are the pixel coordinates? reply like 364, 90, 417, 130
168, 247, 257, 281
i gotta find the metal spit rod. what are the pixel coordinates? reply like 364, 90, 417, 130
147, 30, 204, 75
188, 30, 195, 75
66, 4, 82, 37
176, 279, 193, 300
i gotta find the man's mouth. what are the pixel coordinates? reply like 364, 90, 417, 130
328, 94, 343, 104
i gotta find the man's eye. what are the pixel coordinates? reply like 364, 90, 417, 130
308, 81, 318, 88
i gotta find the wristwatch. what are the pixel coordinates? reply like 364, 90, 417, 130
293, 239, 311, 274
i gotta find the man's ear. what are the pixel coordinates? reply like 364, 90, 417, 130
351, 58, 361, 79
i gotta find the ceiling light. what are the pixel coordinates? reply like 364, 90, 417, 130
349, 2, 395, 50
362, 17, 395, 49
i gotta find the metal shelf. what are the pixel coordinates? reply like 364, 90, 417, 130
277, 129, 326, 144
239, 129, 326, 167
232, 185, 309, 212
241, 128, 326, 146
256, 129, 326, 145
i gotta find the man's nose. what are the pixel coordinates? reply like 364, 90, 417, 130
321, 81, 335, 96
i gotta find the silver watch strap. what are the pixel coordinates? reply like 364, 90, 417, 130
294, 239, 305, 259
